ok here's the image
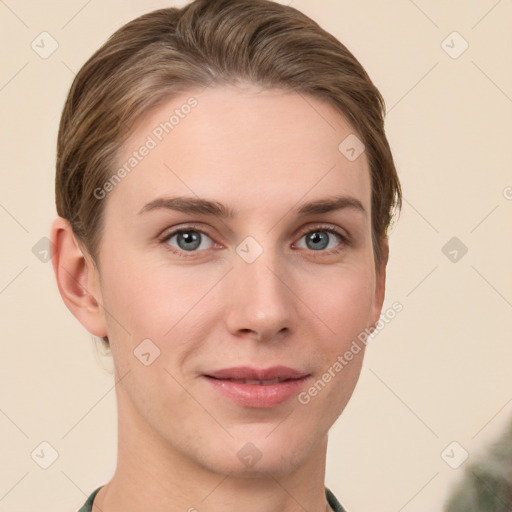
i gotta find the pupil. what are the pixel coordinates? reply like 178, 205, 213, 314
178, 231, 201, 251
307, 231, 328, 250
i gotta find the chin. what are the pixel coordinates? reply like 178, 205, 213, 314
211, 454, 307, 480
197, 427, 320, 478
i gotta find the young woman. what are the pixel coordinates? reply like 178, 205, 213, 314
50, 1, 402, 510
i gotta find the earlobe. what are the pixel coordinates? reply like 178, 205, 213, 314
50, 217, 108, 338
369, 237, 389, 330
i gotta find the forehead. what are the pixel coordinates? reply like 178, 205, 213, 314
106, 84, 371, 221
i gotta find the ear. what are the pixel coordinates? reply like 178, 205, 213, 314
369, 237, 389, 329
50, 217, 108, 338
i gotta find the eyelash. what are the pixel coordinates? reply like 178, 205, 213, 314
158, 223, 351, 259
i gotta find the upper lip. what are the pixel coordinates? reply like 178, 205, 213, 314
204, 366, 309, 381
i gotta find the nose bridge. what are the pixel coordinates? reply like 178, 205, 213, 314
224, 239, 295, 339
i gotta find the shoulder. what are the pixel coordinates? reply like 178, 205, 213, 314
325, 486, 348, 512
77, 486, 103, 512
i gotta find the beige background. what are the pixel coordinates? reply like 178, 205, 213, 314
1, 1, 511, 511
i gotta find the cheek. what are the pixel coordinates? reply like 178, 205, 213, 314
99, 250, 183, 334
98, 251, 222, 378
299, 268, 372, 413
309, 264, 375, 340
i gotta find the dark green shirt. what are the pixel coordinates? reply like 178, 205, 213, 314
78, 485, 347, 511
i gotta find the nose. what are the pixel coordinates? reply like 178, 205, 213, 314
223, 248, 297, 343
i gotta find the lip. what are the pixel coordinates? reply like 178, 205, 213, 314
202, 366, 311, 408
204, 366, 309, 381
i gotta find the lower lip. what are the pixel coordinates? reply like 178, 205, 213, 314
202, 376, 310, 408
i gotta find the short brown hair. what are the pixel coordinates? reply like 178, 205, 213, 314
56, 0, 402, 313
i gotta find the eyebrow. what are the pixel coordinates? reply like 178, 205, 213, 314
138, 194, 367, 219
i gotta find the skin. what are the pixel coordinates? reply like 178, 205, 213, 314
51, 83, 388, 512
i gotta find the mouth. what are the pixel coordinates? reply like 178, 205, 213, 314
201, 367, 311, 408
203, 365, 309, 381
205, 376, 295, 385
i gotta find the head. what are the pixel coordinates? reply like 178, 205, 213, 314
52, 0, 401, 477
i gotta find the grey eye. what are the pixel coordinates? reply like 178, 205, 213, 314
296, 230, 342, 251
166, 230, 213, 252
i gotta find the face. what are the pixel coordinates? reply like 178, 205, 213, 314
90, 84, 386, 477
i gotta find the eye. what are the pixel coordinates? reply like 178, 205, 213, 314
294, 225, 348, 254
162, 227, 214, 254
159, 224, 350, 258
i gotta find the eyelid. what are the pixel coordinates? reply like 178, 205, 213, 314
294, 223, 350, 242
